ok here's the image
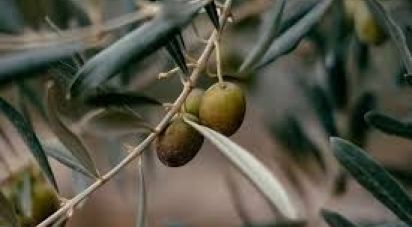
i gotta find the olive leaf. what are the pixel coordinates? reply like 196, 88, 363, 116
306, 85, 338, 137
0, 190, 19, 227
353, 39, 369, 73
0, 97, 58, 190
17, 81, 48, 121
239, 0, 286, 72
69, 0, 206, 97
330, 137, 412, 225
135, 156, 147, 227
0, 42, 86, 84
321, 209, 359, 227
325, 46, 348, 110
347, 92, 376, 147
365, 111, 412, 140
278, 0, 319, 33
185, 119, 299, 220
148, 0, 188, 74
205, 1, 220, 29
271, 114, 326, 172
85, 109, 151, 137
44, 138, 95, 178
165, 36, 188, 75
256, 0, 333, 70
365, 0, 412, 75
47, 83, 99, 178
85, 92, 161, 108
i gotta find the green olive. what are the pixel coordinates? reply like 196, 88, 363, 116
183, 88, 204, 117
156, 114, 204, 167
199, 82, 246, 136
353, 0, 386, 45
31, 183, 60, 225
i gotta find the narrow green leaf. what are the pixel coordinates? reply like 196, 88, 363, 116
386, 167, 412, 186
85, 109, 151, 136
176, 31, 186, 50
347, 92, 376, 147
325, 46, 348, 110
44, 138, 95, 178
85, 92, 161, 108
365, 0, 412, 74
47, 83, 99, 177
330, 137, 412, 225
278, 0, 319, 33
239, 0, 286, 72
0, 42, 85, 84
17, 81, 48, 121
0, 97, 58, 190
321, 209, 359, 227
69, 1, 205, 97
0, 190, 19, 227
165, 36, 188, 75
365, 111, 412, 140
306, 85, 338, 137
205, 1, 220, 29
256, 0, 333, 69
185, 119, 299, 219
271, 114, 326, 171
135, 156, 146, 227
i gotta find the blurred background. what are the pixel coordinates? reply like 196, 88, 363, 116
1, 0, 412, 226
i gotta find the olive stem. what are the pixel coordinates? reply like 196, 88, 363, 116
36, 0, 233, 226
158, 64, 197, 79
214, 39, 225, 85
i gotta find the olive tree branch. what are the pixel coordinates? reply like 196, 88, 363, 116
36, 0, 233, 226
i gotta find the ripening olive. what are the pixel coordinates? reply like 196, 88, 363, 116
353, 0, 386, 45
183, 88, 204, 117
31, 183, 60, 225
156, 114, 204, 167
199, 82, 246, 136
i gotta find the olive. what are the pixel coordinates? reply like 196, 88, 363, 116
353, 0, 386, 45
156, 114, 204, 167
199, 82, 246, 136
183, 88, 204, 117
31, 183, 60, 225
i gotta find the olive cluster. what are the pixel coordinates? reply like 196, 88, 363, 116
156, 82, 246, 167
344, 0, 386, 45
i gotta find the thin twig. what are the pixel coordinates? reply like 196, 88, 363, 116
36, 0, 233, 226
